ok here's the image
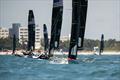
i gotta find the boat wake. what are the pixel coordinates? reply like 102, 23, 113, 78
49, 56, 68, 64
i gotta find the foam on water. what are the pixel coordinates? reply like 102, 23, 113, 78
49, 57, 68, 64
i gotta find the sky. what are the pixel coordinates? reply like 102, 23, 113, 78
0, 0, 120, 41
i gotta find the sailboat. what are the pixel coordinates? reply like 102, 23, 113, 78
68, 0, 88, 62
99, 34, 104, 55
37, 24, 49, 59
49, 0, 63, 57
93, 34, 104, 55
43, 24, 49, 55
21, 10, 36, 58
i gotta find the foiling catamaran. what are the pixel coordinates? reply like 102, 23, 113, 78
68, 0, 88, 61
37, 24, 49, 59
49, 0, 63, 57
43, 24, 49, 55
93, 34, 104, 55
18, 10, 36, 58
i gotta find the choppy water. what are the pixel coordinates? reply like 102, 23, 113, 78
0, 55, 120, 80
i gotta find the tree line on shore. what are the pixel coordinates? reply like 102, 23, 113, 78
58, 39, 120, 51
0, 37, 120, 51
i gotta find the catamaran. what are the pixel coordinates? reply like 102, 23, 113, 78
43, 24, 49, 55
68, 0, 88, 62
93, 34, 104, 55
99, 34, 104, 55
37, 24, 49, 59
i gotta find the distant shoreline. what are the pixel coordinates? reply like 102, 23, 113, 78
63, 51, 120, 55
0, 50, 120, 55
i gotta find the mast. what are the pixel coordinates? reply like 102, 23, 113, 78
68, 0, 88, 60
12, 34, 16, 54
43, 24, 49, 54
49, 0, 63, 56
99, 34, 104, 55
28, 10, 35, 51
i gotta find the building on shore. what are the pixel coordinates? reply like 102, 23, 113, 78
9, 23, 21, 38
60, 35, 70, 42
0, 27, 9, 38
9, 23, 41, 49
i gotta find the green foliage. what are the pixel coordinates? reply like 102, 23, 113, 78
104, 39, 120, 51
1, 37, 119, 51
0, 37, 12, 50
0, 37, 21, 50
59, 39, 120, 51
59, 40, 70, 51
83, 39, 99, 50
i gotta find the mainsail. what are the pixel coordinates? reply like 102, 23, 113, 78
68, 0, 88, 60
43, 24, 49, 53
28, 10, 35, 51
99, 34, 104, 55
49, 0, 63, 55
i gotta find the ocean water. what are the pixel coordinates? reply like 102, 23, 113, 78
0, 55, 120, 80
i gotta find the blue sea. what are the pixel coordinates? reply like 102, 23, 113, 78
0, 55, 120, 80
